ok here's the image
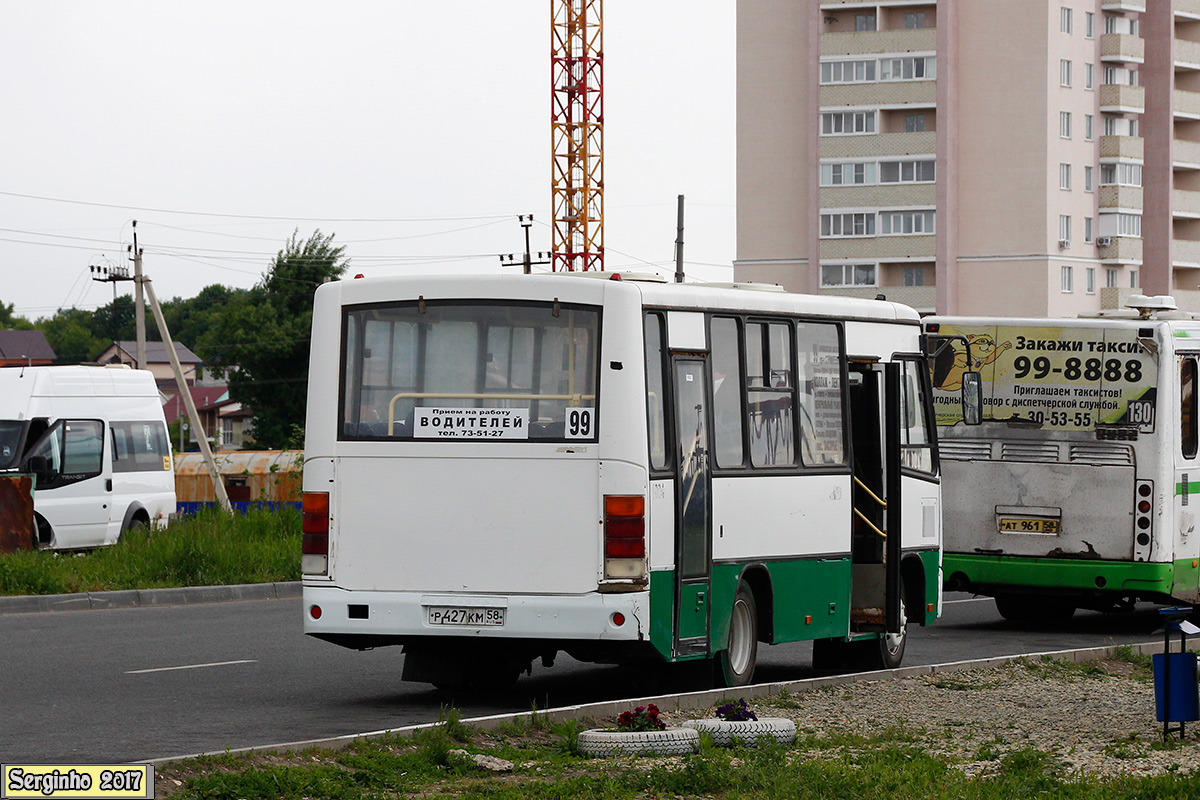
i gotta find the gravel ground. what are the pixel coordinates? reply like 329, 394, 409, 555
666, 657, 1200, 779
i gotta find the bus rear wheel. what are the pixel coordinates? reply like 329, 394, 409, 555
715, 583, 758, 687
994, 593, 1075, 625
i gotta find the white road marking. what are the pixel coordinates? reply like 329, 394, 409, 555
944, 597, 995, 605
126, 659, 257, 674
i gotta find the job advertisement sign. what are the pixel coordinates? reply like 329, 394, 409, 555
931, 324, 1156, 432
413, 407, 530, 439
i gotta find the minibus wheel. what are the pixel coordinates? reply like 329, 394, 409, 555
716, 582, 758, 687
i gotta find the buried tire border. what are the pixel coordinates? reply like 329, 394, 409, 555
576, 727, 700, 757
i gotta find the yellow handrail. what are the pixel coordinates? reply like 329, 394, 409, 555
852, 474, 887, 509
853, 507, 887, 539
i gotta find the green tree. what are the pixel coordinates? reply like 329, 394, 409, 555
39, 308, 106, 363
0, 300, 34, 330
207, 230, 348, 448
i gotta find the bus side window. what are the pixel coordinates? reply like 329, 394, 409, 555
746, 321, 796, 467
710, 316, 746, 468
796, 323, 847, 466
899, 359, 936, 474
1183, 357, 1198, 459
644, 313, 670, 470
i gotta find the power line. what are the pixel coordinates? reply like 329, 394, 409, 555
0, 189, 517, 223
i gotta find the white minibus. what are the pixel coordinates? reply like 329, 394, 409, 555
0, 365, 175, 549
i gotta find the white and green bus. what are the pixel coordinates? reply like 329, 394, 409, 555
301, 272, 959, 688
929, 297, 1200, 622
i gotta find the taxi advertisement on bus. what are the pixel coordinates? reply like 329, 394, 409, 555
929, 323, 1157, 433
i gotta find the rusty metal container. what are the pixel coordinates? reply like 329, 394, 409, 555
174, 450, 302, 513
0, 474, 35, 553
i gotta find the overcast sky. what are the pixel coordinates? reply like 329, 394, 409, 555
0, 2, 735, 321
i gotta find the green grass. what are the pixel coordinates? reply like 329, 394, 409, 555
159, 718, 1200, 800
0, 507, 299, 596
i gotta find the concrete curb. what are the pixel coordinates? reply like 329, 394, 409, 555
0, 582, 301, 614
143, 637, 1200, 767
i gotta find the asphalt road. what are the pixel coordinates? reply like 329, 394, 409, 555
0, 593, 1173, 764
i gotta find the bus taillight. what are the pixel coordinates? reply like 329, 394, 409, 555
1133, 480, 1154, 561
604, 494, 646, 583
302, 491, 330, 575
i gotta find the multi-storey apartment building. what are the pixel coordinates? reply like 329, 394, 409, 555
735, 0, 1200, 316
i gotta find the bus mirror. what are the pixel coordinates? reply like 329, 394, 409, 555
961, 371, 983, 426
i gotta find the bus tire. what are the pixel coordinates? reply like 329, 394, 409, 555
715, 583, 758, 687
995, 593, 1075, 625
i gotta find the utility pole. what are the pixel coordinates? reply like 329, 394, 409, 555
499, 215, 551, 274
674, 194, 686, 283
143, 275, 232, 513
128, 221, 148, 370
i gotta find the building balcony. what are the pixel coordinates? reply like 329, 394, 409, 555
1177, 39, 1200, 70
821, 29, 937, 57
1100, 34, 1145, 64
819, 285, 937, 313
1098, 236, 1143, 264
1099, 135, 1144, 161
1098, 185, 1144, 209
1176, 0, 1200, 21
1176, 239, 1200, 266
1177, 139, 1200, 168
1176, 89, 1200, 120
820, 0, 935, 7
820, 184, 936, 208
819, 131, 936, 160
820, 81, 937, 108
1103, 0, 1146, 11
820, 234, 936, 261
1174, 188, 1200, 218
1099, 84, 1146, 114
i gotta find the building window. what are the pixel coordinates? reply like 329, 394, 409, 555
880, 56, 936, 81
1106, 268, 1118, 288
904, 113, 926, 133
1100, 162, 1142, 186
880, 210, 935, 235
820, 213, 876, 237
1060, 111, 1072, 138
821, 110, 876, 135
821, 263, 877, 287
1084, 216, 1094, 243
903, 267, 925, 286
1086, 267, 1096, 294
1061, 59, 1072, 87
1060, 163, 1072, 190
1131, 269, 1139, 288
855, 13, 876, 31
904, 12, 926, 29
1062, 265, 1074, 293
1104, 116, 1117, 136
1085, 11, 1095, 38
1060, 215, 1072, 243
1084, 114, 1093, 141
1105, 66, 1137, 86
1061, 7, 1073, 34
1085, 165, 1093, 191
880, 159, 936, 183
820, 59, 876, 84
1116, 213, 1142, 237
820, 161, 877, 186
1085, 63, 1094, 89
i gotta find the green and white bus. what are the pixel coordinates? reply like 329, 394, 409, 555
301, 272, 955, 688
929, 297, 1200, 621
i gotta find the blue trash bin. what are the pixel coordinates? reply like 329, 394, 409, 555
1153, 651, 1200, 723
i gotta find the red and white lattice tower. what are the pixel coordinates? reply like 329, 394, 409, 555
551, 0, 603, 271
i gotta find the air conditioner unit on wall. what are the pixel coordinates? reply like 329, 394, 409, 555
1097, 237, 1113, 246
1058, 239, 1070, 248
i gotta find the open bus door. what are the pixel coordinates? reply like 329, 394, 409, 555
814, 360, 905, 670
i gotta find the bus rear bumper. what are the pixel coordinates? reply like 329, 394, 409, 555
943, 553, 1185, 603
302, 584, 649, 644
